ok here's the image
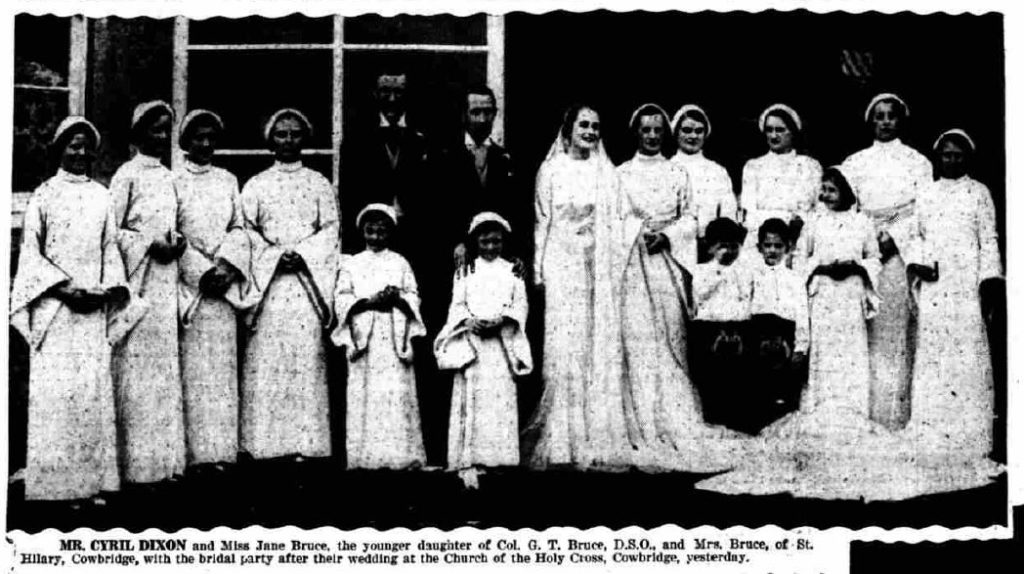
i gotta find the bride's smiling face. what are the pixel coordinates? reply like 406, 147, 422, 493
570, 108, 601, 152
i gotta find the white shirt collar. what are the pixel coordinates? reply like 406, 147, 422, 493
184, 159, 212, 174
872, 137, 903, 150
273, 160, 303, 173
674, 150, 705, 162
768, 149, 797, 160
380, 113, 407, 128
465, 132, 493, 149
633, 151, 667, 164
56, 168, 90, 183
134, 152, 164, 168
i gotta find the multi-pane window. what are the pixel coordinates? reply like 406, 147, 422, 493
173, 14, 506, 236
12, 15, 88, 226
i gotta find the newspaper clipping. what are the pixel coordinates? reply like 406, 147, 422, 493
3, 0, 1020, 573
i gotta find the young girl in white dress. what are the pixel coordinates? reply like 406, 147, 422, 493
698, 167, 905, 500
435, 212, 532, 488
332, 204, 427, 470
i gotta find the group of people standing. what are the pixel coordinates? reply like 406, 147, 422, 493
10, 67, 1003, 509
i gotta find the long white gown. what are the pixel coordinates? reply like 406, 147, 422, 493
434, 257, 533, 470
525, 141, 634, 470
110, 153, 187, 484
739, 150, 822, 258
331, 248, 427, 469
10, 171, 126, 500
616, 153, 745, 472
671, 150, 737, 238
841, 138, 933, 429
240, 160, 338, 460
893, 175, 1003, 496
175, 160, 251, 465
697, 208, 909, 500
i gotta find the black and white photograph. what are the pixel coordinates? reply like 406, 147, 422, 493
2, 0, 1019, 566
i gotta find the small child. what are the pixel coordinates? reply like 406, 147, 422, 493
749, 218, 810, 428
434, 212, 532, 489
331, 203, 427, 470
690, 217, 752, 429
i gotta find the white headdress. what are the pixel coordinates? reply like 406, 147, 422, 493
52, 116, 101, 147
671, 104, 711, 138
932, 128, 976, 152
131, 100, 174, 130
864, 92, 910, 122
263, 108, 313, 142
628, 103, 671, 130
355, 203, 398, 228
758, 103, 802, 132
178, 109, 225, 146
468, 211, 512, 235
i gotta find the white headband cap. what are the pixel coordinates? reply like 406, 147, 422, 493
179, 109, 225, 143
52, 116, 101, 147
628, 103, 671, 130
468, 211, 512, 235
356, 203, 398, 228
263, 108, 313, 142
131, 100, 174, 130
758, 103, 802, 132
932, 128, 976, 152
670, 104, 711, 138
864, 92, 910, 122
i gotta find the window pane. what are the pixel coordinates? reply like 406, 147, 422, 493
344, 14, 486, 45
189, 15, 334, 45
188, 50, 334, 150
343, 50, 487, 147
214, 154, 334, 190
12, 88, 69, 192
15, 14, 71, 86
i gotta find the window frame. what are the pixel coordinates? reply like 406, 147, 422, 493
12, 15, 89, 226
171, 14, 506, 224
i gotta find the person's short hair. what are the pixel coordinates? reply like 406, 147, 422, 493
705, 217, 745, 245
359, 209, 395, 230
178, 113, 223, 150
49, 123, 98, 164
821, 167, 858, 212
130, 107, 172, 145
464, 85, 497, 110
673, 107, 710, 138
867, 96, 908, 122
376, 67, 408, 82
629, 103, 670, 134
469, 219, 507, 242
758, 218, 791, 245
764, 108, 800, 134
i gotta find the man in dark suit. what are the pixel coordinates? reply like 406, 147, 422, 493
340, 71, 432, 259
437, 85, 529, 274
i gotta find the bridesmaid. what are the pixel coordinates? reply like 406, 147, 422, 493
110, 101, 188, 485
840, 93, 932, 430
174, 109, 251, 471
615, 103, 742, 471
670, 104, 738, 262
240, 108, 339, 462
899, 128, 1003, 496
739, 103, 822, 257
10, 117, 128, 505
